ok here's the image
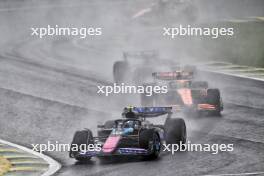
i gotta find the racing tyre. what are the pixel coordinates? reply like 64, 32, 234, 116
113, 61, 128, 84
69, 129, 94, 162
164, 118, 186, 145
207, 89, 223, 116
139, 129, 161, 160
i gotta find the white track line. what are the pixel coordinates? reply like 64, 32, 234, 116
0, 139, 61, 176
201, 65, 264, 176
201, 69, 264, 82
204, 171, 264, 176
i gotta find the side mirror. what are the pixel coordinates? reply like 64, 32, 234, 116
97, 125, 105, 128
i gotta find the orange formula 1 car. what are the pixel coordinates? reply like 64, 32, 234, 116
141, 71, 223, 116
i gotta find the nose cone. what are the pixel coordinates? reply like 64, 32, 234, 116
102, 136, 121, 153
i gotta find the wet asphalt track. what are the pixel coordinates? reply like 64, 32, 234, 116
0, 1, 264, 176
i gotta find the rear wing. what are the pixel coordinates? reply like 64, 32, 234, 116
152, 71, 193, 80
122, 106, 172, 118
123, 50, 159, 60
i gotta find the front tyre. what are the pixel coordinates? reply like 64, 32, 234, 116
69, 129, 94, 162
139, 129, 161, 160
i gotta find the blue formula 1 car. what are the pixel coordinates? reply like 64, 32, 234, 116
69, 106, 186, 162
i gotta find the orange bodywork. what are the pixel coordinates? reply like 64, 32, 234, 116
197, 104, 216, 110
177, 88, 193, 105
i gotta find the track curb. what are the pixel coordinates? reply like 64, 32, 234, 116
0, 139, 61, 176
200, 62, 264, 82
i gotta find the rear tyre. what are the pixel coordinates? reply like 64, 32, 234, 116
139, 129, 161, 160
69, 129, 94, 162
164, 118, 186, 145
207, 89, 222, 116
113, 61, 128, 84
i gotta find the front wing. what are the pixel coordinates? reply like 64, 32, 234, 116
76, 147, 149, 157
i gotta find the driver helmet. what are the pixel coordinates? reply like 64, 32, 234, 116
124, 120, 134, 128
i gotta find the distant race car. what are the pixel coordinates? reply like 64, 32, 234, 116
113, 50, 196, 84
69, 106, 186, 162
141, 71, 223, 116
113, 50, 166, 84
